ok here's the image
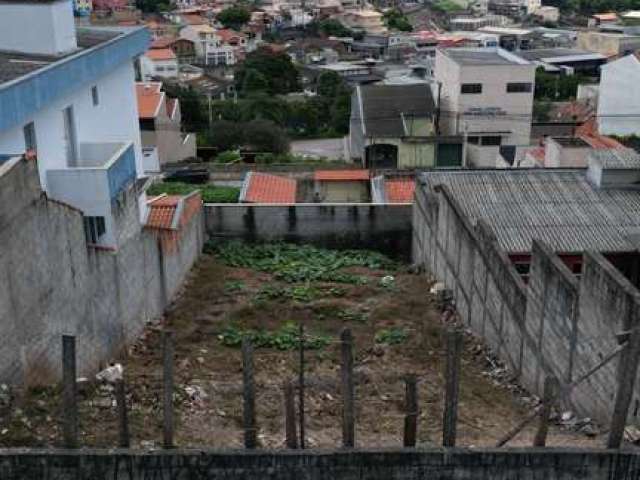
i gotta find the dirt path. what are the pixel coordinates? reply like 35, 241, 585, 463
0, 250, 603, 449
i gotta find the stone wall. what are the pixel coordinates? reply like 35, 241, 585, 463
0, 158, 204, 385
413, 183, 640, 425
205, 203, 412, 260
2, 448, 640, 479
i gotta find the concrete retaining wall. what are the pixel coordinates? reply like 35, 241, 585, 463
413, 183, 640, 425
0, 159, 204, 385
204, 203, 412, 259
1, 448, 640, 479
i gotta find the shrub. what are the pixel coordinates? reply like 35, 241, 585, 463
147, 182, 240, 203
215, 150, 242, 164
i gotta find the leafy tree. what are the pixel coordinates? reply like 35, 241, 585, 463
316, 71, 343, 97
244, 120, 290, 153
161, 84, 206, 131
208, 120, 245, 151
235, 47, 301, 95
241, 69, 269, 94
383, 9, 413, 32
135, 0, 168, 13
217, 6, 251, 29
534, 68, 588, 101
316, 19, 353, 37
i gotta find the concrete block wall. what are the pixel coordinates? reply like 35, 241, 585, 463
2, 448, 640, 479
413, 183, 640, 425
204, 203, 412, 260
0, 159, 204, 385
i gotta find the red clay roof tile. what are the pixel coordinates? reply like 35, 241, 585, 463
314, 169, 370, 181
243, 172, 296, 203
385, 178, 414, 203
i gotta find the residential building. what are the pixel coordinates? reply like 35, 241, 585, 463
141, 48, 179, 80
588, 12, 618, 28
532, 6, 559, 24
597, 53, 640, 136
577, 30, 640, 58
0, 0, 149, 248
350, 84, 464, 168
340, 9, 387, 35
151, 36, 196, 64
136, 82, 197, 170
413, 154, 640, 425
477, 26, 534, 50
92, 0, 127, 11
180, 24, 236, 65
313, 170, 370, 202
514, 48, 607, 76
435, 48, 536, 167
488, 0, 539, 18
449, 15, 509, 32
239, 172, 297, 203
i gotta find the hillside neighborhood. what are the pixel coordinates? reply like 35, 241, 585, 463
5, 0, 640, 477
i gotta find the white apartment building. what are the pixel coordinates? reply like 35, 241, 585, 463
435, 47, 535, 167
180, 24, 236, 66
0, 0, 150, 248
598, 54, 640, 137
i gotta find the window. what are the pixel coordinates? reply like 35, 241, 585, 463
481, 136, 502, 146
62, 106, 77, 167
461, 83, 482, 94
23, 122, 37, 152
506, 82, 532, 93
91, 86, 99, 106
467, 136, 480, 145
156, 66, 165, 72
84, 216, 106, 244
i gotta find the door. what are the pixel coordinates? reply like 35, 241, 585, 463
62, 106, 78, 167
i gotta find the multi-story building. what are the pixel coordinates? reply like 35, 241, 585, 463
0, 0, 149, 248
597, 53, 640, 136
180, 24, 236, 66
340, 9, 387, 35
435, 47, 535, 167
577, 30, 640, 59
136, 82, 197, 170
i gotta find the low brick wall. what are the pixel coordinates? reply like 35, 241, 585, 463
1, 448, 639, 479
204, 203, 413, 260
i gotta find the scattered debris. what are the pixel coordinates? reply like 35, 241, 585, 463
95, 364, 123, 383
624, 426, 640, 443
380, 275, 395, 288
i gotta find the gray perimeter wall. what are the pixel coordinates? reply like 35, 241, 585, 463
413, 184, 640, 425
204, 203, 413, 260
2, 448, 640, 480
0, 159, 205, 385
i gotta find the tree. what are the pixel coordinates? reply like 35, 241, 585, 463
216, 6, 251, 30
317, 19, 353, 37
383, 9, 413, 32
235, 47, 300, 95
534, 68, 587, 101
243, 120, 290, 153
316, 71, 343, 98
241, 69, 269, 94
135, 0, 168, 13
161, 84, 206, 132
208, 120, 245, 151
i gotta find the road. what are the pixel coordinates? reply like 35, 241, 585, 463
290, 137, 350, 161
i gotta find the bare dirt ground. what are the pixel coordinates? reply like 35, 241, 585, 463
0, 247, 604, 449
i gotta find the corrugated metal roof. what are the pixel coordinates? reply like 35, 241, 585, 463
421, 169, 640, 253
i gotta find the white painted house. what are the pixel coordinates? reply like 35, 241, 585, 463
180, 24, 236, 66
435, 47, 535, 167
597, 53, 640, 137
0, 0, 150, 248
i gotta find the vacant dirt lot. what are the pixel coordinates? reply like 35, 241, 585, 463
0, 243, 602, 449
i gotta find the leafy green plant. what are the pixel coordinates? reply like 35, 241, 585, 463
211, 242, 396, 284
215, 150, 242, 164
147, 182, 240, 203
224, 280, 245, 294
337, 309, 368, 323
218, 322, 330, 350
375, 327, 409, 345
255, 285, 321, 303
